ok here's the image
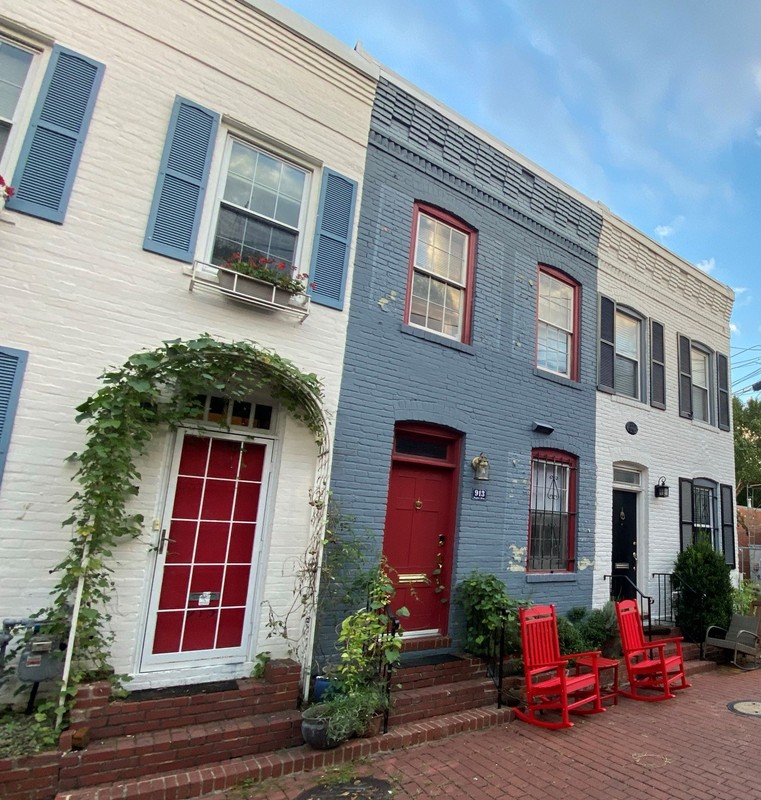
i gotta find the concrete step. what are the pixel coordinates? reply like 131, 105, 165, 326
53, 706, 513, 800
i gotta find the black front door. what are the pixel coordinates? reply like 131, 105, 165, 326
611, 490, 637, 600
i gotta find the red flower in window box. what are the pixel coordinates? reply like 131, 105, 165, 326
0, 175, 15, 200
220, 253, 308, 294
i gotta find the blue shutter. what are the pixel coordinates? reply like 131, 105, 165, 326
143, 97, 219, 262
0, 347, 28, 488
309, 168, 357, 310
8, 46, 104, 223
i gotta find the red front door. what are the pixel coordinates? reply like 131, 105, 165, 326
143, 431, 269, 668
383, 426, 459, 634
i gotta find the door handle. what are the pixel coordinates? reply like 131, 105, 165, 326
158, 529, 174, 554
438, 535, 446, 547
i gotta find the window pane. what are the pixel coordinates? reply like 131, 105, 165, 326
414, 214, 467, 285
538, 273, 572, 332
537, 322, 569, 376
615, 355, 638, 398
0, 42, 32, 120
693, 385, 709, 422
223, 173, 252, 208
615, 312, 640, 359
0, 122, 9, 161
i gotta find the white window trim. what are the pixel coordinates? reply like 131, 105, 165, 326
0, 31, 47, 178
537, 270, 575, 379
690, 344, 713, 424
614, 307, 644, 401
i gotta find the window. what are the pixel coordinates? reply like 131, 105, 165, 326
537, 267, 578, 379
210, 140, 308, 271
528, 450, 577, 572
679, 478, 735, 566
407, 205, 474, 342
144, 96, 357, 309
677, 335, 730, 429
0, 39, 33, 160
598, 296, 663, 406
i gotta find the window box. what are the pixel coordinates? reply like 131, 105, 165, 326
189, 261, 310, 320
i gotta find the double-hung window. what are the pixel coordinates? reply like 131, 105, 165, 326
679, 478, 735, 566
536, 267, 578, 379
0, 38, 33, 161
598, 295, 665, 406
677, 334, 730, 430
408, 205, 474, 342
210, 140, 308, 270
528, 450, 577, 572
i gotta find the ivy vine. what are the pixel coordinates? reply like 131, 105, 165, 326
33, 334, 326, 724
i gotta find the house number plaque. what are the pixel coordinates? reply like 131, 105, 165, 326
472, 488, 487, 500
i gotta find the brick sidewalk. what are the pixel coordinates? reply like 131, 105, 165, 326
239, 666, 761, 800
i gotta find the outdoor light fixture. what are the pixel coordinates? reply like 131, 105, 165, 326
471, 453, 490, 481
654, 476, 670, 498
532, 421, 555, 435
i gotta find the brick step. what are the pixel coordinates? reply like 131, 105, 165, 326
393, 654, 486, 690
389, 677, 496, 725
53, 706, 513, 800
56, 709, 303, 793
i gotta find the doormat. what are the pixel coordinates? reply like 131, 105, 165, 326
294, 778, 393, 800
727, 700, 761, 717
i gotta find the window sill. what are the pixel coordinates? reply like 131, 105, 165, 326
525, 572, 576, 583
534, 369, 581, 390
400, 324, 475, 354
189, 261, 310, 322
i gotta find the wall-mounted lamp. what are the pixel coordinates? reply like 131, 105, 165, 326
471, 453, 490, 481
532, 421, 555, 435
654, 476, 670, 498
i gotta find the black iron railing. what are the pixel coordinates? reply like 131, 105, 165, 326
604, 574, 654, 640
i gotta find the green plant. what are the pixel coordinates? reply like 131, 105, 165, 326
304, 684, 388, 742
454, 571, 522, 656
673, 538, 733, 643
0, 711, 57, 759
221, 253, 310, 294
732, 579, 760, 614
333, 561, 408, 692
251, 651, 271, 679
555, 615, 586, 655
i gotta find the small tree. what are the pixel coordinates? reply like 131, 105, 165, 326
672, 538, 733, 644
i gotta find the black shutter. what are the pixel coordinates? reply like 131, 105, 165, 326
678, 335, 693, 419
598, 296, 615, 392
679, 478, 693, 551
720, 484, 735, 567
717, 353, 730, 431
650, 320, 666, 409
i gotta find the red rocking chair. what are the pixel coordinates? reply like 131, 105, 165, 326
515, 604, 605, 730
615, 599, 691, 701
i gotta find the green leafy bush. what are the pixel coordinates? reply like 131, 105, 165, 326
673, 539, 733, 643
454, 572, 522, 656
732, 579, 760, 614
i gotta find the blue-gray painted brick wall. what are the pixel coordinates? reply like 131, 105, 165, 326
322, 78, 603, 657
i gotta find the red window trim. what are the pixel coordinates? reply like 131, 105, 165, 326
535, 264, 580, 382
405, 202, 477, 344
527, 448, 578, 573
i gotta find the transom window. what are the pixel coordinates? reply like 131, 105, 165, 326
192, 394, 274, 431
0, 39, 33, 160
408, 206, 473, 341
537, 268, 577, 378
528, 450, 577, 572
615, 310, 641, 399
211, 139, 308, 270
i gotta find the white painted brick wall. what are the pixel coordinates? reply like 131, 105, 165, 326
0, 0, 375, 687
594, 211, 736, 608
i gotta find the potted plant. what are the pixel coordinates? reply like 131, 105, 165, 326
301, 561, 407, 748
216, 252, 310, 305
300, 684, 388, 749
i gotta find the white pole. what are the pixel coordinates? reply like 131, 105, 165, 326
55, 538, 90, 730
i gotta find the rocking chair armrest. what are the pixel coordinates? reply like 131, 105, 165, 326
566, 649, 602, 662
527, 659, 569, 678
736, 629, 760, 644
705, 625, 727, 639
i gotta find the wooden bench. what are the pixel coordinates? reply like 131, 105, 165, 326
705, 614, 761, 670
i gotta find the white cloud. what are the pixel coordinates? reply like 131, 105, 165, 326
731, 322, 739, 334
696, 258, 716, 273
735, 287, 749, 295
654, 216, 685, 239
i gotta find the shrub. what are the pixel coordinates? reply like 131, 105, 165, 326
454, 571, 522, 656
556, 616, 586, 655
673, 538, 733, 643
732, 579, 760, 614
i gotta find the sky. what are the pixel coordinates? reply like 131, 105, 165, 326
280, 0, 761, 393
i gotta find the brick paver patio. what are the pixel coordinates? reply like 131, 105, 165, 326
238, 666, 760, 800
